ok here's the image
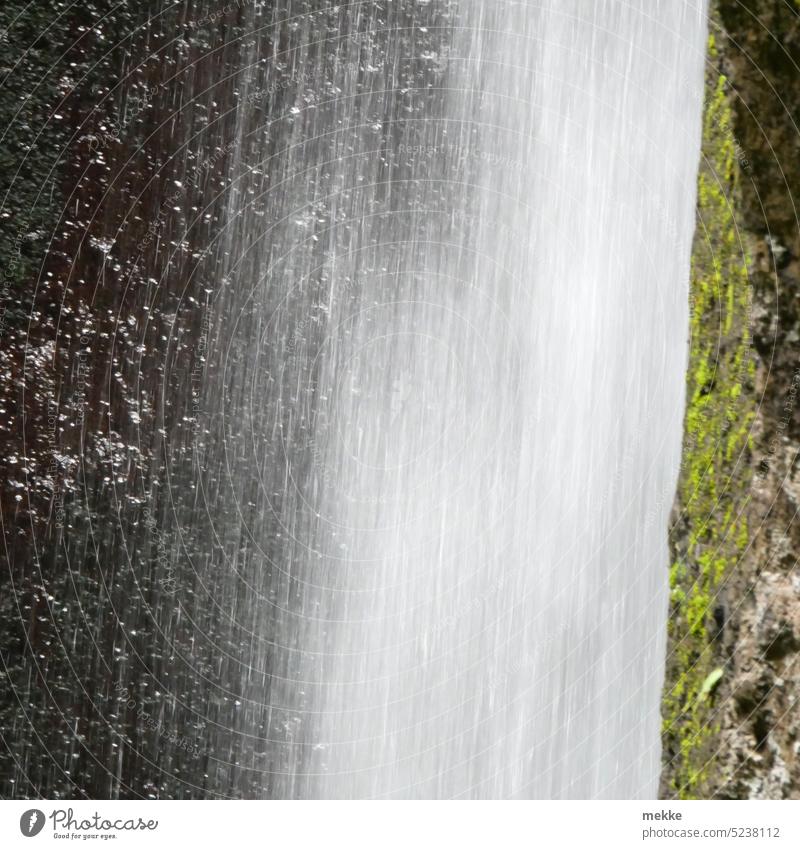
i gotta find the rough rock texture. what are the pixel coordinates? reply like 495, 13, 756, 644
663, 0, 800, 799
715, 0, 800, 800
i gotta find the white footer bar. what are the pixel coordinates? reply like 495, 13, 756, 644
2, 800, 798, 848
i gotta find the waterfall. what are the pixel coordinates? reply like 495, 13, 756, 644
195, 0, 710, 799
188, 0, 706, 798
0, 0, 705, 800
0, 0, 715, 801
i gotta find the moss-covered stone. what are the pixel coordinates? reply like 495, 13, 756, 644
661, 34, 755, 799
664, 0, 800, 799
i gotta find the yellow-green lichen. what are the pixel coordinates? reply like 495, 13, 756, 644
661, 37, 755, 799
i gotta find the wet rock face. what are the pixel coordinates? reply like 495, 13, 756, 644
682, 0, 800, 800
758, 582, 800, 662
0, 0, 243, 800
0, 0, 460, 800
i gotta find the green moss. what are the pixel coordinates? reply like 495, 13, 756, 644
661, 38, 755, 799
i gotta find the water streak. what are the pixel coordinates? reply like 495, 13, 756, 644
195, 0, 708, 798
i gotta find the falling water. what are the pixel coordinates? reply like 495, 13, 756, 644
193, 0, 709, 799
0, 0, 709, 800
